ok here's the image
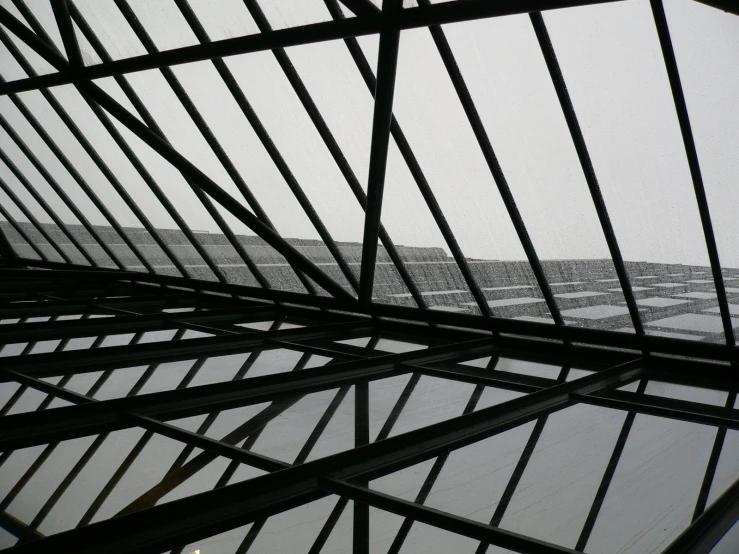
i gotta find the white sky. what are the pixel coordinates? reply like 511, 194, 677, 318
0, 0, 737, 267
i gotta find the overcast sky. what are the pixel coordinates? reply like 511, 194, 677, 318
0, 0, 737, 268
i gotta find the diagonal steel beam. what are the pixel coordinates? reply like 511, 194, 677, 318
0, 177, 72, 263
529, 12, 644, 335
49, 0, 81, 66
420, 0, 562, 324
359, 0, 402, 306
649, 0, 734, 346
0, 5, 354, 302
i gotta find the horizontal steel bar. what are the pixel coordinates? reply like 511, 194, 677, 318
5, 358, 639, 554
0, 306, 273, 342
574, 390, 739, 431
12, 257, 739, 363
0, 320, 373, 378
324, 479, 577, 554
0, 0, 621, 96
0, 293, 208, 319
0, 337, 496, 450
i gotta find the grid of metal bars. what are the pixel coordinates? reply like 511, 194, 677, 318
1, 267, 739, 553
0, 0, 736, 350
1, 1, 739, 551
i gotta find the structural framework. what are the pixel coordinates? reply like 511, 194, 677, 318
0, 0, 739, 553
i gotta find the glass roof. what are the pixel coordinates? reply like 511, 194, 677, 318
0, 0, 738, 345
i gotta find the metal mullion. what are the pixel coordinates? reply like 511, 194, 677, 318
174, 0, 360, 296
323, 0, 491, 317
166, 320, 286, 474
119, 396, 305, 515
573, 390, 739, 431
0, 511, 43, 543
0, 5, 354, 301
355, 0, 402, 307
29, 433, 106, 530
49, 0, 81, 67
0, 336, 492, 450
420, 3, 561, 324
692, 390, 738, 521
0, 1, 624, 97
529, 12, 644, 335
0, 306, 267, 343
0, 150, 91, 265
109, 0, 288, 292
2, 40, 139, 272
6, 359, 639, 554
76, 429, 154, 528
0, 202, 41, 260
0, 176, 70, 263
1, 21, 150, 273
338, 0, 381, 18
648, 0, 734, 346
0, 32, 185, 277
51, 5, 232, 283
0, 113, 107, 267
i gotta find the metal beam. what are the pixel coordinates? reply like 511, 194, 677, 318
49, 0, 82, 66
0, 5, 354, 302
529, 12, 643, 334
11, 254, 739, 363
0, 336, 495, 450
359, 0, 402, 306
3, 358, 639, 554
0, 0, 622, 96
649, 0, 734, 346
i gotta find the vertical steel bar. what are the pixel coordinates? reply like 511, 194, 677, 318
323, 0, 492, 318
648, 0, 734, 346
358, 0, 402, 307
238, 0, 429, 311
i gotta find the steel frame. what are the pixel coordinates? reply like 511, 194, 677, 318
0, 271, 737, 554
1, 0, 739, 551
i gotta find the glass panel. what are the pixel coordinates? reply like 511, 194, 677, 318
544, 0, 726, 342
461, 355, 563, 380
665, 0, 739, 344
392, 27, 551, 318
172, 494, 516, 554
706, 429, 739, 508
371, 403, 627, 550
436, 13, 632, 332
166, 375, 525, 464
586, 414, 718, 553
644, 381, 728, 407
